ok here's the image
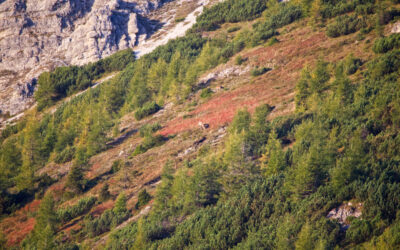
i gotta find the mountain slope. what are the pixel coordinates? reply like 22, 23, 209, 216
0, 0, 208, 118
2, 0, 400, 249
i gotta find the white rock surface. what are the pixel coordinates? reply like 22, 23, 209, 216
0, 0, 164, 116
392, 21, 400, 33
327, 202, 363, 230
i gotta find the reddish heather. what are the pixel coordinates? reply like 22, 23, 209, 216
0, 200, 41, 247
160, 27, 365, 136
91, 200, 114, 217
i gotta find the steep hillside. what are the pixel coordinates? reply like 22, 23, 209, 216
0, 0, 208, 118
2, 0, 400, 249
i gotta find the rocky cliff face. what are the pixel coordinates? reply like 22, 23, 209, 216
0, 0, 167, 117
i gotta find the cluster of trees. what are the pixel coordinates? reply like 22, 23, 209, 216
4, 0, 400, 248
57, 196, 97, 224
83, 193, 129, 238
107, 34, 400, 248
2, 0, 274, 217
326, 14, 365, 38
373, 33, 400, 53
35, 49, 135, 110
191, 0, 269, 32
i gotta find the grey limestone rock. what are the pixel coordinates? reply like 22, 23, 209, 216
0, 0, 165, 116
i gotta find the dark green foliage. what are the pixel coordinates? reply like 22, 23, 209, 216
251, 67, 271, 76
0, 137, 22, 191
319, 0, 375, 19
264, 3, 303, 29
373, 33, 400, 53
0, 124, 20, 143
106, 222, 138, 250
85, 193, 129, 237
22, 193, 58, 249
346, 219, 372, 244
84, 209, 129, 237
139, 123, 162, 137
267, 37, 279, 46
343, 54, 363, 75
131, 135, 166, 156
35, 49, 134, 110
175, 17, 185, 23
66, 165, 86, 193
251, 4, 302, 46
229, 108, 251, 134
368, 50, 400, 79
200, 88, 213, 98
295, 60, 330, 111
111, 160, 123, 174
135, 189, 151, 209
192, 0, 268, 32
134, 102, 161, 120
54, 146, 75, 164
189, 160, 222, 207
57, 196, 97, 223
227, 26, 241, 33
8, 1, 400, 248
0, 0, 253, 214
235, 55, 245, 65
99, 183, 111, 202
144, 34, 206, 63
111, 47, 400, 249
248, 104, 272, 156
326, 14, 364, 38
114, 192, 127, 215
0, 232, 6, 250
377, 7, 400, 26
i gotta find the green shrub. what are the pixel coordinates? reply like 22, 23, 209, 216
200, 88, 213, 98
175, 17, 185, 23
111, 160, 123, 173
227, 26, 241, 33
84, 209, 129, 237
192, 0, 268, 32
99, 184, 111, 202
139, 123, 162, 137
57, 196, 97, 223
346, 219, 372, 244
135, 189, 152, 209
267, 37, 279, 46
320, 0, 369, 19
251, 67, 271, 76
264, 4, 302, 30
235, 55, 245, 65
251, 4, 302, 46
373, 34, 400, 53
54, 146, 75, 164
134, 102, 161, 120
344, 55, 363, 75
131, 135, 166, 157
377, 8, 400, 26
326, 14, 363, 38
35, 49, 135, 110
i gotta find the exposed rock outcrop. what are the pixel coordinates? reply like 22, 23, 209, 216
327, 202, 363, 230
0, 0, 165, 116
391, 21, 400, 33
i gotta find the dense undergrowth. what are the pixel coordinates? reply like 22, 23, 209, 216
2, 0, 400, 249
105, 43, 400, 250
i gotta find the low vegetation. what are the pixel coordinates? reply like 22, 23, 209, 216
2, 0, 400, 249
57, 196, 97, 224
35, 49, 135, 110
